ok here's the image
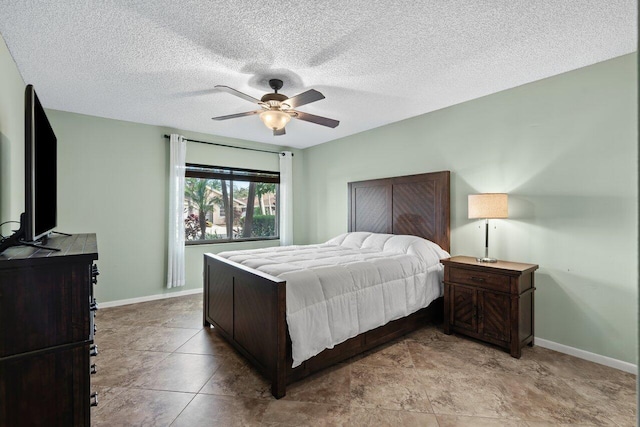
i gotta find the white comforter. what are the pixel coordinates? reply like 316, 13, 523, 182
218, 232, 450, 367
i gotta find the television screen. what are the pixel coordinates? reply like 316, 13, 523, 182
24, 85, 57, 242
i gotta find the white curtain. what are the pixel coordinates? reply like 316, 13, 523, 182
279, 151, 294, 246
167, 134, 186, 288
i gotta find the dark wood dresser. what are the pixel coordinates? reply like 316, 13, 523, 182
0, 234, 99, 426
442, 256, 538, 358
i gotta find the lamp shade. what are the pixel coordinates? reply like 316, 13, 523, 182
468, 193, 508, 219
260, 110, 291, 130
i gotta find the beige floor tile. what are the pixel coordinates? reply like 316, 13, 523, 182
171, 394, 269, 427
525, 421, 608, 427
351, 339, 415, 369
284, 362, 351, 405
350, 364, 433, 412
90, 348, 170, 388
496, 372, 617, 426
437, 414, 529, 426
199, 352, 273, 399
91, 388, 194, 426
93, 295, 638, 427
161, 310, 204, 329
529, 346, 636, 385
261, 399, 350, 426
561, 377, 637, 427
350, 406, 440, 426
97, 325, 199, 353
174, 327, 236, 357
417, 369, 514, 418
131, 352, 221, 393
89, 385, 127, 416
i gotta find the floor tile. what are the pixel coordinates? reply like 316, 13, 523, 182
91, 388, 194, 426
131, 352, 221, 393
174, 327, 236, 357
350, 406, 439, 426
92, 295, 638, 426
417, 369, 514, 418
561, 377, 637, 427
199, 352, 273, 399
436, 414, 529, 426
529, 346, 636, 385
97, 325, 199, 353
351, 339, 415, 369
283, 362, 351, 405
261, 399, 350, 426
171, 394, 269, 427
90, 348, 170, 388
350, 364, 433, 412
496, 372, 617, 426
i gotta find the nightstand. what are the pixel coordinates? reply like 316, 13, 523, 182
441, 256, 538, 358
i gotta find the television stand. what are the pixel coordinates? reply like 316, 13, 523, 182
51, 230, 72, 237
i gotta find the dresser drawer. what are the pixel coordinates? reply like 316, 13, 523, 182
448, 267, 510, 292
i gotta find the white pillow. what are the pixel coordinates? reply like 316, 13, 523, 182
326, 232, 450, 267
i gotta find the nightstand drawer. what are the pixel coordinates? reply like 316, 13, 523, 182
449, 267, 509, 292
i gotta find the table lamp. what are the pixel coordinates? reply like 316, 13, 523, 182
468, 193, 508, 262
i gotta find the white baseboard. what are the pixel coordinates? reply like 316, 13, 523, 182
99, 288, 203, 308
535, 338, 637, 375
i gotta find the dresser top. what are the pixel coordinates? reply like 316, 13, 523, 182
441, 256, 538, 274
0, 233, 97, 267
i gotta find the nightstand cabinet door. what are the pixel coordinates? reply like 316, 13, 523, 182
442, 256, 538, 358
449, 285, 476, 332
478, 290, 510, 342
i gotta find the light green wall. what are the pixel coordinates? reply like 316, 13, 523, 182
46, 109, 303, 303
301, 54, 638, 364
0, 36, 25, 234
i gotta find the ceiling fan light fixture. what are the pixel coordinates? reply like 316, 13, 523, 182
260, 110, 290, 131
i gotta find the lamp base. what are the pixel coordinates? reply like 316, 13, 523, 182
476, 257, 498, 263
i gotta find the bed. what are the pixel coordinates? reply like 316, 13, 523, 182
203, 171, 450, 398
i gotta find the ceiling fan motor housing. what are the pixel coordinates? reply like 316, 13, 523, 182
261, 93, 288, 104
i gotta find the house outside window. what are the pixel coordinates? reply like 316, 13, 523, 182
184, 164, 279, 243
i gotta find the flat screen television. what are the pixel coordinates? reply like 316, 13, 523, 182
24, 84, 57, 242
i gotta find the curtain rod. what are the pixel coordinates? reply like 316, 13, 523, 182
163, 134, 291, 156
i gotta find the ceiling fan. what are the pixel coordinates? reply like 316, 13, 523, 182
212, 79, 339, 136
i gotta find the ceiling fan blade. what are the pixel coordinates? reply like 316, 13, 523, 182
292, 111, 339, 128
281, 89, 325, 109
212, 110, 262, 120
273, 128, 286, 136
214, 85, 261, 104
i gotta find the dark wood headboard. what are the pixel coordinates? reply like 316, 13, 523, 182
348, 171, 450, 252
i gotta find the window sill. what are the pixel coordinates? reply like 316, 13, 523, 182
185, 237, 280, 246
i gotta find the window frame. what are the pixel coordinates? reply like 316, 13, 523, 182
184, 163, 280, 245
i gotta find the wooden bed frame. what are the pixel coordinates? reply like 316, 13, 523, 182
203, 171, 450, 398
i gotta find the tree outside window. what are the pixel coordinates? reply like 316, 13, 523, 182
184, 164, 279, 243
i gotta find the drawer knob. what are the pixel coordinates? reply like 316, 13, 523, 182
90, 392, 99, 407
471, 276, 486, 282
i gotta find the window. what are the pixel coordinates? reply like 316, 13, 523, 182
184, 164, 279, 243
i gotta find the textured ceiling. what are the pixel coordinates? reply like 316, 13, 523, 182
0, 1, 636, 149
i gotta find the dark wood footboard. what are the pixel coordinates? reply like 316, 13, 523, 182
203, 253, 287, 398
204, 252, 443, 399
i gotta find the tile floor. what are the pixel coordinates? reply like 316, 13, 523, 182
91, 294, 637, 426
